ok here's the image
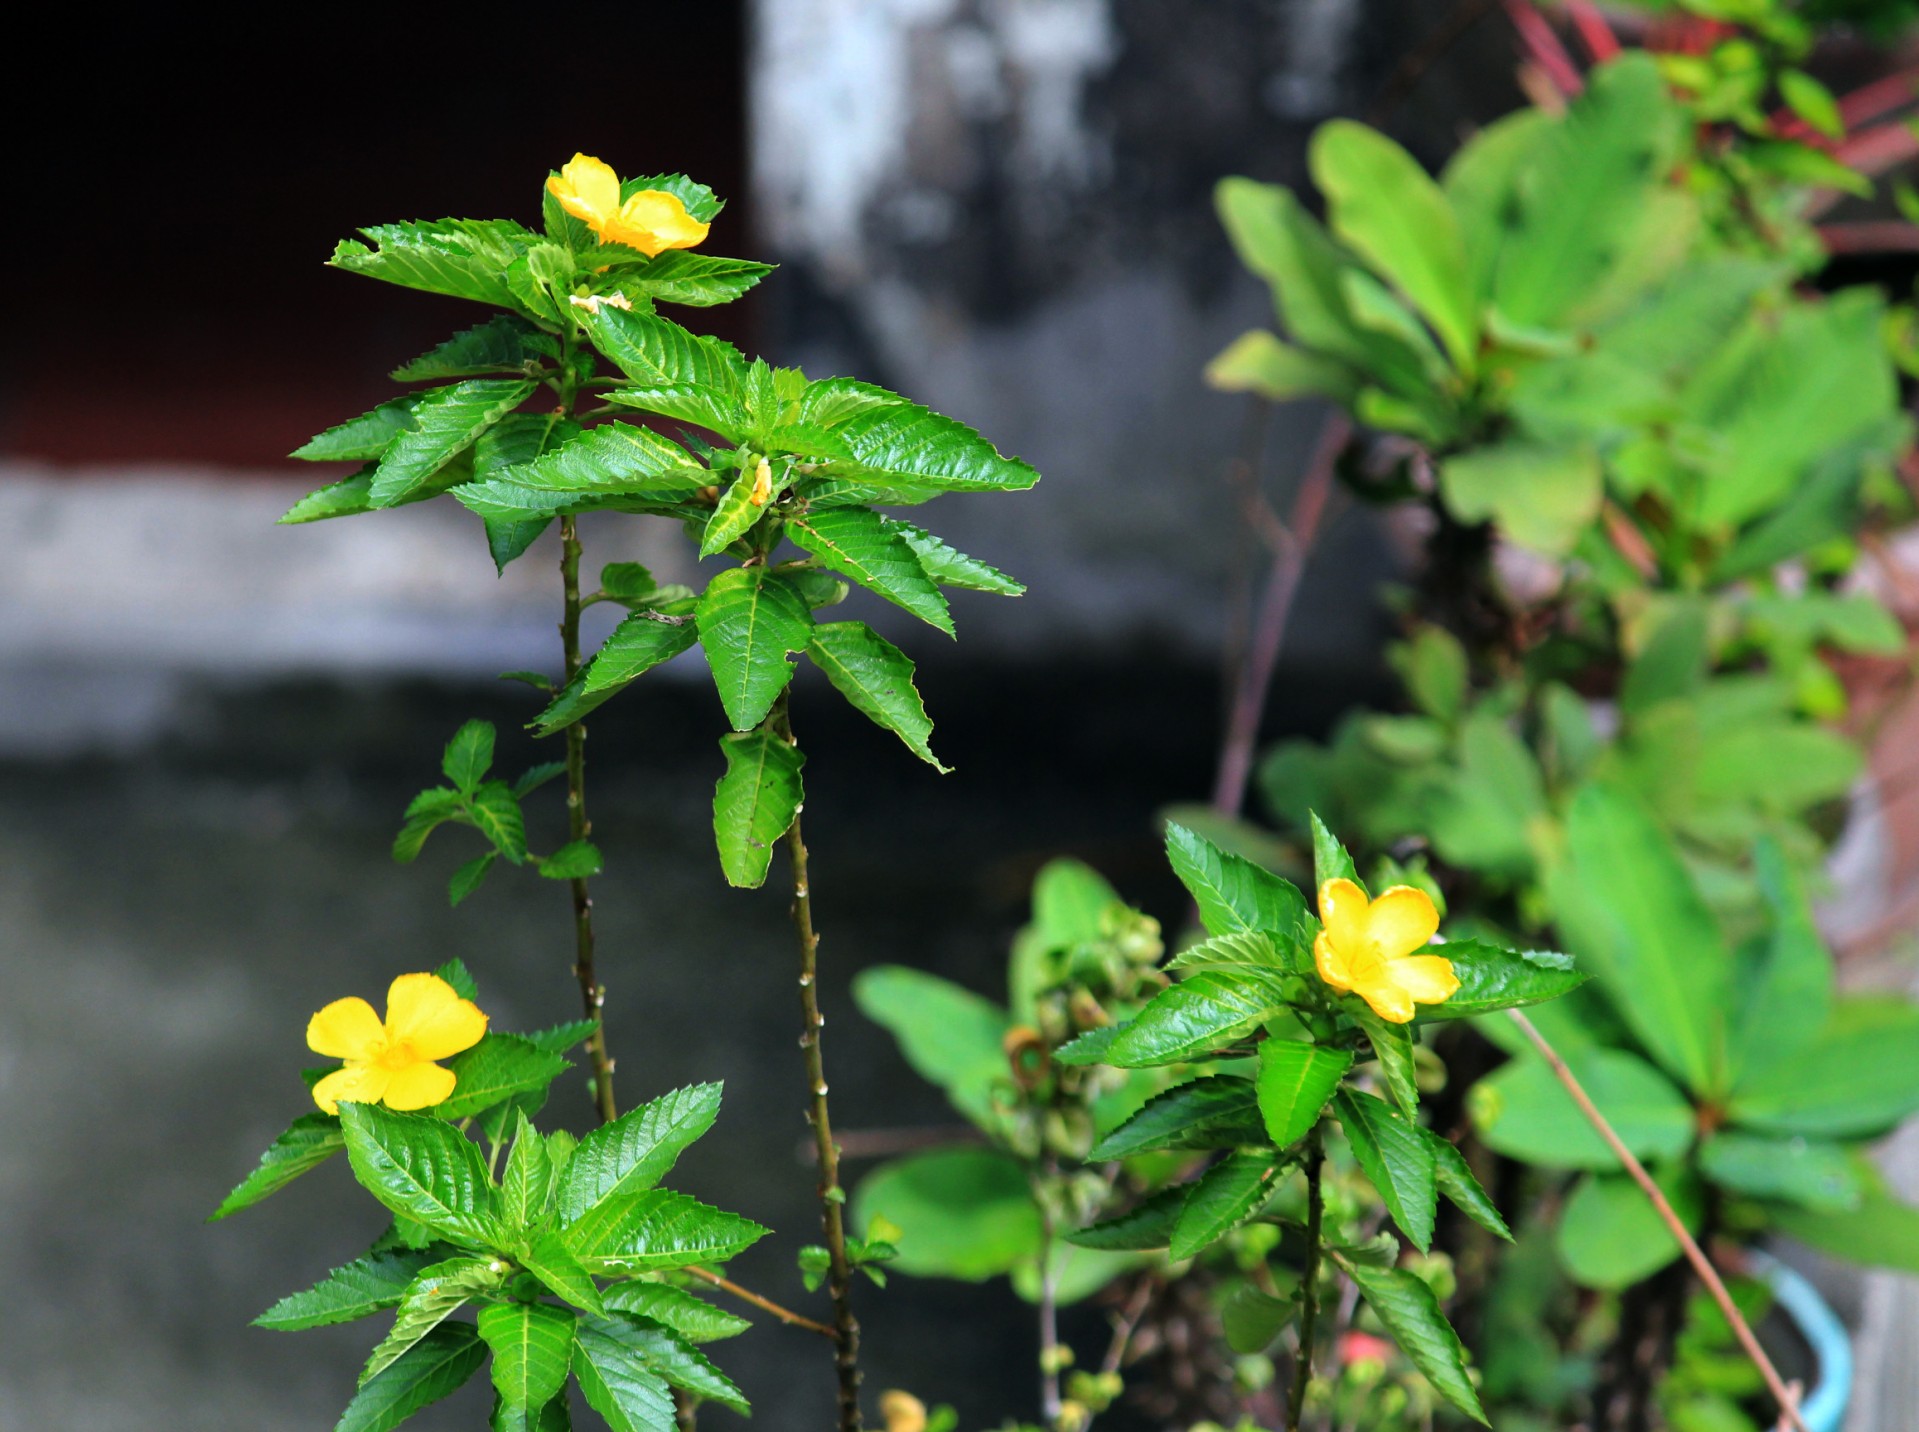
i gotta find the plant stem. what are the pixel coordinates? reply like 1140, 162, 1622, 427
1505, 1012, 1808, 1432
559, 513, 618, 1124
774, 693, 864, 1431
1035, 1162, 1064, 1426
684, 1266, 837, 1338
1289, 1125, 1326, 1432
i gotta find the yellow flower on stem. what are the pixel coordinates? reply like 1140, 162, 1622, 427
1313, 879, 1459, 1024
546, 153, 711, 257
307, 973, 488, 1115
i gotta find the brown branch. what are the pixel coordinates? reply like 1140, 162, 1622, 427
684, 1265, 837, 1339
1505, 1011, 1808, 1432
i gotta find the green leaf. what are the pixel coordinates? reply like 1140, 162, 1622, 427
787, 508, 953, 634
1222, 1283, 1300, 1354
800, 379, 1039, 492
1102, 970, 1292, 1067
435, 959, 480, 1002
1347, 1002, 1421, 1118
1423, 1132, 1511, 1241
1556, 1166, 1700, 1289
1165, 931, 1302, 975
583, 306, 747, 394
852, 966, 1011, 1129
573, 1318, 677, 1432
334, 1321, 487, 1432
394, 788, 463, 863
1439, 443, 1602, 555
210, 1113, 343, 1220
1171, 1151, 1278, 1260
339, 1104, 500, 1247
443, 721, 495, 793
367, 380, 536, 507
1090, 1076, 1266, 1160
605, 383, 751, 443
394, 316, 544, 382
1336, 1090, 1438, 1251
280, 467, 382, 525
1255, 1042, 1353, 1148
1334, 1255, 1488, 1424
712, 728, 804, 888
501, 1112, 552, 1231
851, 1146, 1041, 1279
695, 461, 782, 557
556, 1083, 724, 1226
1310, 120, 1477, 370
620, 173, 724, 222
330, 217, 534, 305
1700, 1131, 1859, 1213
880, 519, 1025, 595
1470, 1046, 1694, 1171
478, 1301, 575, 1426
439, 1034, 571, 1120
1204, 328, 1357, 402
1548, 783, 1730, 1097
604, 250, 775, 308
1729, 839, 1833, 1087
532, 616, 699, 736
582, 1311, 748, 1415
1309, 811, 1361, 893
479, 421, 707, 498
1771, 1175, 1919, 1273
694, 567, 815, 731
255, 1248, 444, 1330
522, 1019, 598, 1056
1418, 941, 1587, 1021
601, 1283, 751, 1342
564, 1190, 769, 1274
468, 782, 528, 864
294, 398, 420, 462
535, 841, 603, 881
1164, 821, 1309, 940
522, 1231, 606, 1315
805, 620, 947, 770
362, 1255, 505, 1383
448, 853, 494, 906
1728, 996, 1919, 1138
1064, 1187, 1187, 1251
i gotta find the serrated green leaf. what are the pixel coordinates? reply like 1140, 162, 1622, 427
1255, 1041, 1352, 1148
573, 1320, 677, 1432
1416, 940, 1587, 1021
395, 787, 464, 864
1335, 1255, 1488, 1423
584, 1312, 748, 1415
439, 1034, 572, 1121
563, 1190, 769, 1274
522, 1019, 598, 1056
881, 519, 1025, 594
443, 721, 495, 793
256, 1247, 445, 1331
394, 316, 544, 382
362, 1255, 505, 1384
339, 1105, 500, 1247
555, 1084, 724, 1226
695, 567, 814, 730
280, 467, 381, 525
1347, 1001, 1421, 1118
1052, 1022, 1128, 1067
468, 781, 527, 863
605, 383, 750, 442
801, 379, 1039, 492
1102, 971, 1291, 1067
1170, 1151, 1277, 1260
1309, 810, 1361, 893
331, 217, 536, 307
1165, 931, 1302, 974
210, 1113, 343, 1220
537, 840, 604, 880
1165, 822, 1310, 942
449, 853, 495, 906
533, 616, 698, 736
1336, 1090, 1438, 1251
474, 421, 706, 497
293, 399, 420, 463
712, 728, 803, 888
368, 380, 536, 507
584, 306, 746, 392
335, 1321, 487, 1432
698, 458, 789, 556
501, 1112, 552, 1232
1090, 1076, 1264, 1160
805, 620, 946, 770
435, 959, 480, 1002
788, 508, 953, 634
601, 1283, 750, 1342
1064, 1187, 1187, 1251
1222, 1283, 1300, 1353
1423, 1130, 1511, 1241
601, 250, 774, 307
478, 1301, 575, 1425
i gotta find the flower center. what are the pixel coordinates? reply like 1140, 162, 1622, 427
374, 1039, 421, 1070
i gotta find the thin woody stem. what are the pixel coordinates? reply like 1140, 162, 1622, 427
1505, 1011, 1807, 1432
774, 692, 864, 1431
683, 1266, 837, 1339
1288, 1125, 1326, 1432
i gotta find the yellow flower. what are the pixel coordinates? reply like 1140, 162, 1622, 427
546, 153, 711, 257
307, 973, 488, 1115
1313, 879, 1459, 1024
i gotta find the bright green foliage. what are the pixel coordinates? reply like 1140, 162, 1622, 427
711, 728, 805, 887
1334, 1255, 1489, 1425
695, 567, 815, 731
1254, 1041, 1351, 1147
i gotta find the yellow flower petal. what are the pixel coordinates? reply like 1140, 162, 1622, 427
1391, 954, 1461, 1005
307, 996, 386, 1061
1313, 929, 1354, 991
1352, 971, 1417, 1024
313, 1062, 391, 1115
383, 973, 488, 1061
380, 1060, 459, 1111
605, 190, 710, 257
1365, 886, 1440, 961
548, 153, 621, 232
1318, 878, 1370, 954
